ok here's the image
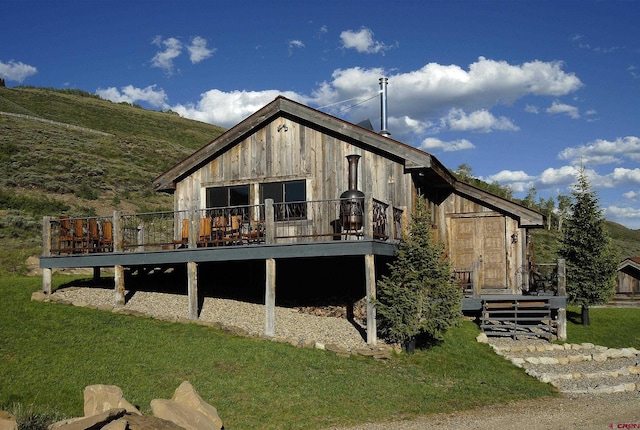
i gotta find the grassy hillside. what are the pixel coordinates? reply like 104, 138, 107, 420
0, 87, 225, 273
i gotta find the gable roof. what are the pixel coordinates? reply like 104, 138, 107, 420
152, 96, 543, 227
152, 96, 454, 193
619, 257, 640, 273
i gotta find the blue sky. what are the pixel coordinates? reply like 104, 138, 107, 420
2, 0, 640, 229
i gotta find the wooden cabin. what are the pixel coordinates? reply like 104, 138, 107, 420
41, 96, 566, 343
617, 257, 640, 294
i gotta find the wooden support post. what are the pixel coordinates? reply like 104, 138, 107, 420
42, 216, 52, 295
187, 261, 198, 320
364, 192, 373, 240
365, 253, 377, 345
42, 216, 52, 257
387, 203, 395, 241
114, 264, 125, 306
113, 211, 123, 252
472, 261, 481, 298
265, 199, 275, 245
265, 258, 276, 337
556, 258, 567, 341
42, 268, 52, 295
188, 208, 197, 249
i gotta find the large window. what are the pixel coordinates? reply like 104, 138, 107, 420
206, 185, 249, 208
260, 180, 306, 220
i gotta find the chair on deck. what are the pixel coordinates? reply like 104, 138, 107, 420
242, 219, 265, 244
57, 216, 73, 254
197, 217, 213, 247
72, 219, 88, 253
173, 219, 189, 249
87, 219, 100, 253
100, 220, 114, 252
211, 215, 228, 246
221, 215, 243, 245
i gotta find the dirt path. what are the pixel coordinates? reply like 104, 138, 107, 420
326, 392, 640, 430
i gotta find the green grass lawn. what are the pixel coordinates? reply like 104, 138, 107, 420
565, 306, 640, 349
0, 275, 558, 429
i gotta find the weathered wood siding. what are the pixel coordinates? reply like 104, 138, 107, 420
435, 192, 524, 292
174, 115, 412, 213
617, 271, 640, 293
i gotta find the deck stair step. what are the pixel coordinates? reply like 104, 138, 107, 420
480, 297, 552, 340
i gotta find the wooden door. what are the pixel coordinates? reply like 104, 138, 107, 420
450, 215, 508, 290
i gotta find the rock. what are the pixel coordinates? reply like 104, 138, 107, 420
171, 381, 223, 430
124, 413, 185, 430
49, 408, 127, 430
31, 291, 47, 302
84, 385, 141, 417
151, 399, 219, 430
475, 333, 488, 343
102, 419, 128, 430
0, 411, 17, 430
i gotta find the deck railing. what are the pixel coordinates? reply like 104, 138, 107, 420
43, 196, 405, 256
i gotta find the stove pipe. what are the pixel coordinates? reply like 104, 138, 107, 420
340, 155, 365, 231
379, 77, 390, 138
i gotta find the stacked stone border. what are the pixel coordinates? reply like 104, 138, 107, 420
477, 333, 640, 395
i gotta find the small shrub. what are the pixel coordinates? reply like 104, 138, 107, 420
75, 183, 99, 200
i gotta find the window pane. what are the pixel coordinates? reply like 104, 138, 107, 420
261, 182, 283, 202
285, 181, 305, 202
207, 187, 228, 208
229, 185, 249, 206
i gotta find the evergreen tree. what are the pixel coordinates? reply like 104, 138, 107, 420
375, 197, 462, 349
558, 168, 618, 325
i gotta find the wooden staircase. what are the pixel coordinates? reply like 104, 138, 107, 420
480, 297, 553, 340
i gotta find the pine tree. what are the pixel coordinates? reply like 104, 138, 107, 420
558, 168, 618, 325
375, 197, 462, 349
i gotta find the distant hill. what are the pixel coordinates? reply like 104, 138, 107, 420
1, 86, 638, 274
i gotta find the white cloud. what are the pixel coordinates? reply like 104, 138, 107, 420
166, 57, 582, 139
559, 136, 640, 165
340, 27, 395, 54
187, 36, 215, 63
537, 165, 581, 187
441, 108, 519, 133
288, 40, 305, 55
624, 190, 639, 200
0, 60, 37, 82
486, 170, 535, 183
419, 138, 474, 152
96, 85, 168, 108
546, 101, 580, 119
524, 104, 539, 114
171, 89, 310, 128
151, 36, 183, 75
605, 206, 640, 223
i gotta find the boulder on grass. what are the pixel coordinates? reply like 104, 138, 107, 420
49, 408, 126, 430
151, 399, 220, 430
0, 411, 17, 430
171, 381, 223, 430
84, 385, 141, 417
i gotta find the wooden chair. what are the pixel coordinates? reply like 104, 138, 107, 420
57, 216, 73, 254
72, 219, 88, 253
173, 219, 189, 249
197, 217, 213, 247
221, 215, 243, 245
100, 220, 114, 252
86, 219, 100, 253
242, 219, 265, 244
211, 216, 228, 246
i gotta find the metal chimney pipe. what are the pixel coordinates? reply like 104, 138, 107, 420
379, 77, 390, 137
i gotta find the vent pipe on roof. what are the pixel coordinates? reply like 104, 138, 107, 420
379, 77, 390, 138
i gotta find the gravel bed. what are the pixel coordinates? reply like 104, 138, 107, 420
524, 356, 640, 375
53, 287, 371, 350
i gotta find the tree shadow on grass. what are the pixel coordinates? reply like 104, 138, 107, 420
567, 309, 582, 324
